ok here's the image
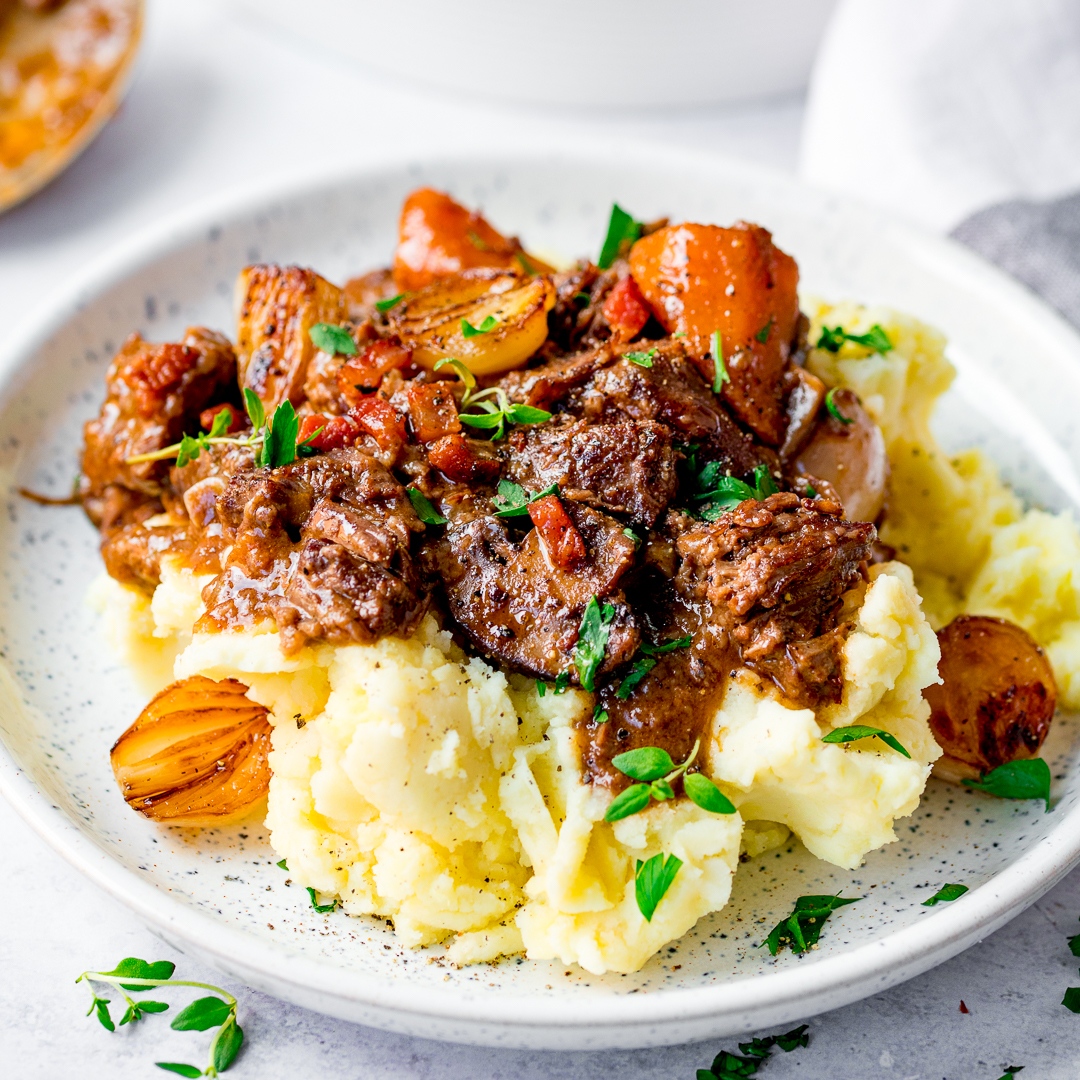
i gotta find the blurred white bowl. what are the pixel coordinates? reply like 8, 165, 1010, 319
233, 0, 838, 108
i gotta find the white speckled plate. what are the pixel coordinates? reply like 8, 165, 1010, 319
3, 149, 1080, 1050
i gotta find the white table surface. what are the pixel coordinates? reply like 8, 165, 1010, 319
3, 3, 1079, 1077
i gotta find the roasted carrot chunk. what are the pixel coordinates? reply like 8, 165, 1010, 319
405, 381, 462, 443
602, 275, 651, 341
628, 221, 799, 445
528, 494, 587, 569
393, 188, 552, 292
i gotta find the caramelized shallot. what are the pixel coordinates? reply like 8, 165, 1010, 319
926, 615, 1056, 781
111, 675, 272, 825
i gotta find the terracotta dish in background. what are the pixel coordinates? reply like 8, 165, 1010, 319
0, 0, 142, 213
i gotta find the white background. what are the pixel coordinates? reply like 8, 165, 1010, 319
2, 2, 1079, 1077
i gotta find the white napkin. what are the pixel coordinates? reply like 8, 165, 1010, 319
799, 0, 1080, 232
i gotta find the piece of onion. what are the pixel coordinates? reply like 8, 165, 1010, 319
387, 268, 555, 376
111, 675, 272, 826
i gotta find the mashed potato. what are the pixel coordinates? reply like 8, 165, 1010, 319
95, 300, 1080, 974
101, 554, 938, 975
806, 300, 1080, 709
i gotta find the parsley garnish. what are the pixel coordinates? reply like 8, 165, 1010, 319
77, 957, 244, 1076
573, 596, 615, 692
816, 323, 893, 354
697, 1025, 810, 1079
306, 887, 339, 914
635, 852, 682, 922
821, 724, 911, 758
1064, 988, 1080, 1013
996, 1069, 1024, 1080
604, 739, 735, 822
573, 290, 591, 305
255, 399, 300, 468
515, 252, 538, 276
593, 705, 608, 724
615, 636, 691, 700
922, 883, 968, 906
617, 657, 656, 699
624, 347, 657, 368
308, 322, 358, 356
275, 858, 288, 870
640, 635, 692, 656
962, 758, 1051, 812
755, 318, 773, 344
824, 386, 854, 425
175, 405, 234, 467
691, 462, 778, 521
461, 314, 499, 338
407, 487, 447, 525
553, 671, 569, 694
491, 479, 560, 517
710, 330, 729, 393
375, 293, 405, 313
598, 203, 643, 269
763, 894, 859, 956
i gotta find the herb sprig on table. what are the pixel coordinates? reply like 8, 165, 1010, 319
77, 957, 243, 1076
696, 1024, 809, 1079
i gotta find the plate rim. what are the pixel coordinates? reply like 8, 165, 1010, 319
3, 143, 1080, 1043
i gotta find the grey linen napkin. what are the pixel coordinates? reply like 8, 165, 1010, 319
952, 190, 1080, 330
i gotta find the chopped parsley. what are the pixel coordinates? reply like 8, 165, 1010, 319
306, 887, 339, 914
962, 758, 1051, 812
536, 672, 570, 697
822, 724, 911, 759
375, 293, 405, 313
635, 853, 682, 922
763, 894, 860, 956
824, 386, 854, 425
491, 479, 560, 517
922, 883, 969, 906
406, 487, 447, 525
461, 314, 499, 338
308, 322, 358, 356
755, 318, 773, 344
573, 597, 615, 693
711, 329, 729, 393
691, 461, 778, 521
624, 347, 657, 368
597, 203, 643, 269
697, 1025, 810, 1079
615, 636, 692, 700
640, 635, 692, 656
816, 323, 893, 354
593, 706, 609, 725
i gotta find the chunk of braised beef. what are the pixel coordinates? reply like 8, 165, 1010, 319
506, 418, 678, 529
426, 502, 639, 680
80, 327, 237, 529
100, 517, 191, 591
200, 448, 427, 653
674, 491, 874, 704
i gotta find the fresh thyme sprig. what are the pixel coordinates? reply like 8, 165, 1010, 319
604, 739, 736, 822
77, 957, 243, 1076
126, 390, 318, 470
433, 357, 551, 440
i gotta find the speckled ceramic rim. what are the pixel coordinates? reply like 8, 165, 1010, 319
3, 143, 1080, 1047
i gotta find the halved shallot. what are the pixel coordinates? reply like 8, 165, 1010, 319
111, 675, 272, 826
